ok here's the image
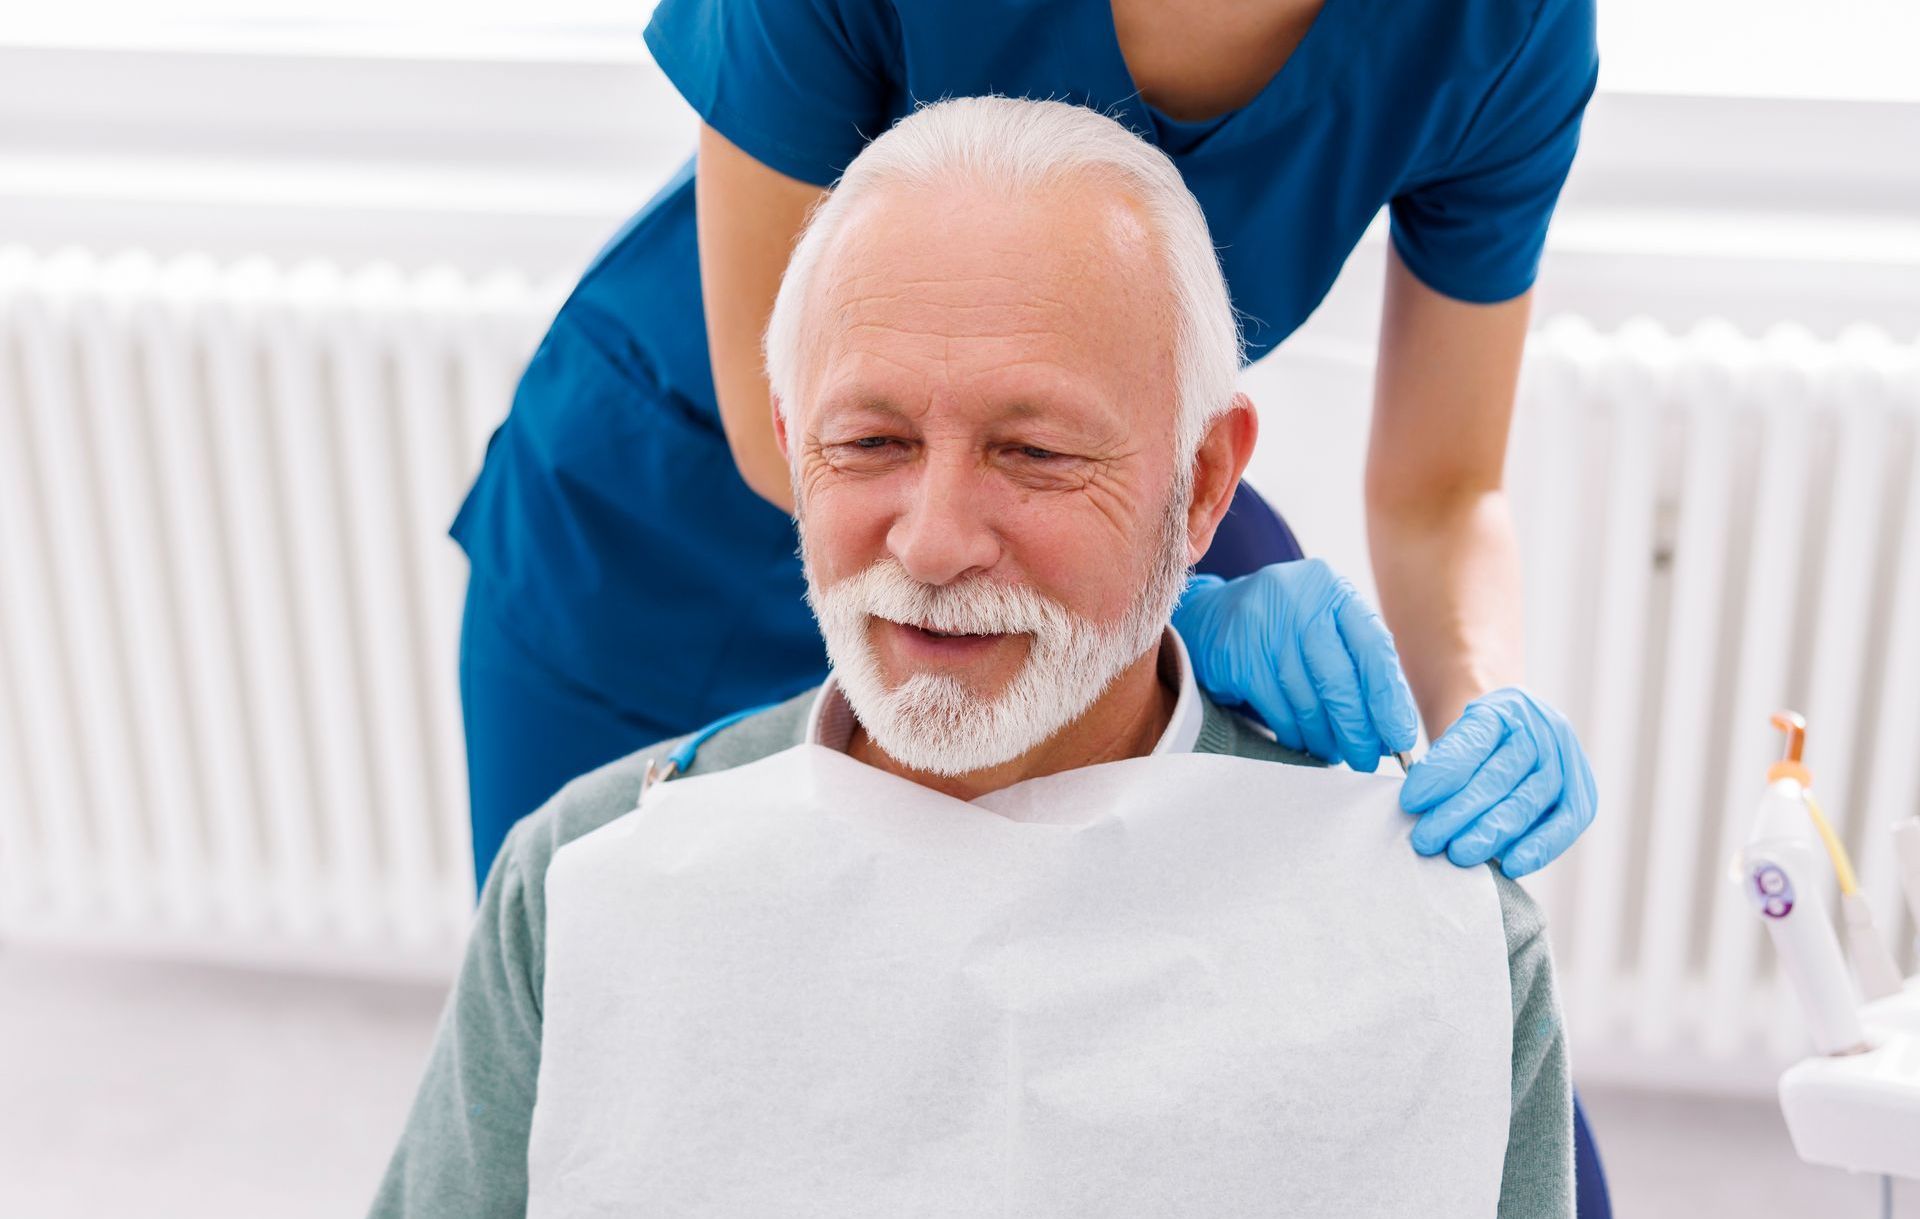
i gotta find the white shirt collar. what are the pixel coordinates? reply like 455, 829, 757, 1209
806, 627, 1204, 757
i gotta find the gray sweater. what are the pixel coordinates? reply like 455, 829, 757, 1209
369, 690, 1572, 1217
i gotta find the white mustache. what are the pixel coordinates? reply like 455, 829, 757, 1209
816, 559, 1075, 645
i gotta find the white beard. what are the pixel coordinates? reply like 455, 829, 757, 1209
803, 492, 1192, 776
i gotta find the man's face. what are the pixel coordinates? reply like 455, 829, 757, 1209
778, 176, 1198, 773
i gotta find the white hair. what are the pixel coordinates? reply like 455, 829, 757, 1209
763, 95, 1243, 465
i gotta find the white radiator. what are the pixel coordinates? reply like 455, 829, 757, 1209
0, 247, 560, 972
1513, 317, 1920, 1089
3, 247, 1918, 1087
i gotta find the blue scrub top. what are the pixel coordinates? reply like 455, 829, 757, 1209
451, 0, 1598, 735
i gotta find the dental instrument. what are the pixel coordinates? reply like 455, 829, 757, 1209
1815, 785, 1908, 1003
1737, 711, 1920, 1196
1762, 713, 1903, 1000
1736, 712, 1868, 1056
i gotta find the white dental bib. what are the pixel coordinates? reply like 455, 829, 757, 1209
527, 744, 1512, 1218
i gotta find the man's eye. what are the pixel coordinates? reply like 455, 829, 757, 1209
1016, 445, 1059, 461
852, 437, 896, 450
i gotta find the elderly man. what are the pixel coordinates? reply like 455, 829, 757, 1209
371, 97, 1570, 1218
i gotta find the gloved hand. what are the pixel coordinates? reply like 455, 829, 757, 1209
1172, 559, 1419, 772
1401, 686, 1597, 877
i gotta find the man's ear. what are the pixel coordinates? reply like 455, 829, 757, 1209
772, 395, 793, 465
1184, 393, 1259, 563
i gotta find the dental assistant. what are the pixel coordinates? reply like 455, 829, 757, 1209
451, 0, 1600, 886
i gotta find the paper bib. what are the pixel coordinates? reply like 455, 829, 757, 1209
528, 745, 1511, 1217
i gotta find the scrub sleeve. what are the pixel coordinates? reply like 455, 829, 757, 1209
1385, 0, 1599, 302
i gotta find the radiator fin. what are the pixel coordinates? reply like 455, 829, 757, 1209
0, 248, 557, 966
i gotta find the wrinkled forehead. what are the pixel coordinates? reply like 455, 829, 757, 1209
795, 177, 1179, 428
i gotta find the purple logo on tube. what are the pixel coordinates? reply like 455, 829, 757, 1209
1748, 863, 1795, 919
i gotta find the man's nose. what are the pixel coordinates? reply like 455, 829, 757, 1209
886, 452, 1002, 586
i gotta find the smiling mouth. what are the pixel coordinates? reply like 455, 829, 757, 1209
884, 620, 1012, 646
912, 624, 987, 640
876, 618, 1025, 671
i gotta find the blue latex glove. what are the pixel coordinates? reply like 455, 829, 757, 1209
1172, 559, 1420, 772
1401, 686, 1598, 877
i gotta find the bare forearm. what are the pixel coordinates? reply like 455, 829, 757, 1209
1366, 248, 1532, 737
694, 123, 827, 511
1367, 486, 1525, 738
1368, 257, 1594, 874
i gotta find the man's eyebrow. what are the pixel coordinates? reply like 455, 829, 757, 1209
817, 396, 914, 424
992, 394, 1116, 430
